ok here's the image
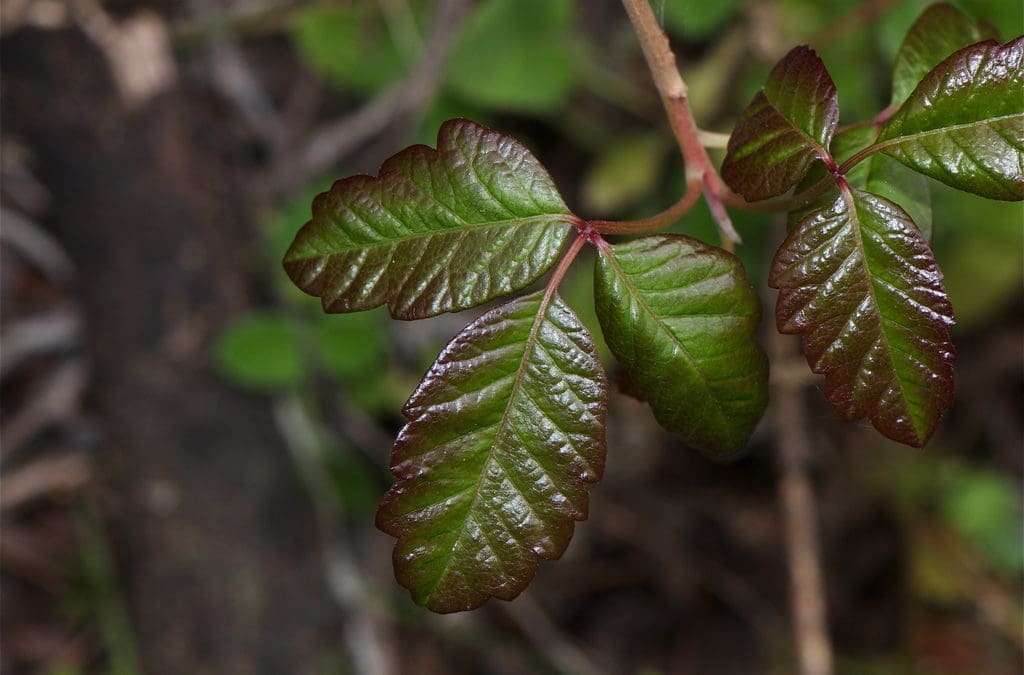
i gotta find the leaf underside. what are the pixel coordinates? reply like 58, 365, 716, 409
595, 235, 769, 455
376, 290, 607, 613
771, 189, 956, 447
283, 119, 575, 319
890, 2, 1000, 105
878, 37, 1024, 201
790, 125, 933, 242
722, 46, 839, 201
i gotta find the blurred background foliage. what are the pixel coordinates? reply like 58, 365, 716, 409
2, 0, 1020, 673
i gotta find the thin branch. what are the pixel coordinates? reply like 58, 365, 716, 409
619, 0, 738, 248
769, 325, 835, 675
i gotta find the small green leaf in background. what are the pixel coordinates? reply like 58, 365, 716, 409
289, 3, 419, 95
284, 119, 575, 319
581, 133, 667, 216
943, 469, 1024, 577
445, 0, 578, 113
377, 290, 607, 613
662, 0, 747, 41
313, 309, 387, 381
214, 311, 304, 392
790, 125, 933, 241
877, 37, 1024, 201
890, 3, 1000, 105
771, 190, 956, 447
722, 46, 839, 201
595, 235, 769, 455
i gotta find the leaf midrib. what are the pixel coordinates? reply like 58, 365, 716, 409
286, 213, 573, 262
422, 291, 555, 605
841, 190, 924, 440
878, 111, 1024, 152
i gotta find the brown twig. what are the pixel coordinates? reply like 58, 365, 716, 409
769, 323, 835, 675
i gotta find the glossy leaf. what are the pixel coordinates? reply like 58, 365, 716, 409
284, 119, 575, 319
722, 46, 839, 201
891, 3, 999, 105
790, 125, 933, 241
877, 37, 1024, 201
594, 235, 769, 455
771, 189, 956, 447
376, 290, 607, 613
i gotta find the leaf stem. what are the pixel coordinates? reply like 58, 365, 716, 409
619, 0, 738, 249
543, 233, 588, 302
837, 143, 882, 175
587, 181, 701, 235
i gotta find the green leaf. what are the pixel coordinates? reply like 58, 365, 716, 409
722, 46, 839, 200
663, 0, 747, 40
790, 125, 933, 241
891, 3, 1001, 105
214, 312, 303, 392
594, 235, 768, 455
376, 290, 607, 613
445, 0, 577, 113
284, 119, 576, 319
771, 189, 956, 447
876, 37, 1024, 200
289, 4, 415, 95
313, 309, 388, 380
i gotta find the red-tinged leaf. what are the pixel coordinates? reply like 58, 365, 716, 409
376, 290, 607, 613
877, 38, 1024, 201
284, 119, 576, 319
770, 189, 956, 447
891, 3, 1000, 105
594, 235, 769, 455
722, 46, 839, 201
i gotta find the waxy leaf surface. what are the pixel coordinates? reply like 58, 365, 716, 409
877, 38, 1024, 201
790, 125, 932, 241
771, 190, 956, 447
722, 46, 839, 201
376, 290, 607, 613
595, 235, 768, 455
891, 3, 1000, 105
284, 119, 574, 319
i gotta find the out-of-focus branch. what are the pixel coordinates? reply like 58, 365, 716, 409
770, 327, 835, 675
501, 594, 605, 675
269, 0, 468, 194
273, 394, 396, 675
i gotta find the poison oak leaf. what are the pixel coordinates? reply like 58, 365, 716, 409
283, 119, 577, 319
595, 235, 769, 455
877, 37, 1024, 201
722, 46, 839, 201
376, 290, 607, 613
771, 189, 956, 447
